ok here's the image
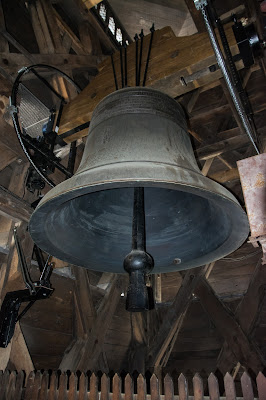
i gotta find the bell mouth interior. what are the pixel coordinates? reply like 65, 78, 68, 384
30, 186, 248, 273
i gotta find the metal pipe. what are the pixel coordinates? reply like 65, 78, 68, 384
196, 3, 260, 155
120, 46, 124, 88
67, 141, 77, 175
111, 53, 118, 90
124, 42, 128, 87
134, 34, 139, 86
143, 24, 155, 87
137, 30, 144, 86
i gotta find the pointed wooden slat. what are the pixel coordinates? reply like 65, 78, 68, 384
48, 371, 58, 400
137, 374, 146, 400
0, 370, 10, 400
78, 373, 88, 400
193, 373, 204, 400
13, 370, 24, 400
150, 374, 160, 400
208, 373, 220, 400
178, 374, 188, 400
164, 374, 174, 400
58, 372, 68, 400
90, 373, 98, 400
257, 372, 266, 400
31, 371, 42, 400
113, 374, 122, 400
6, 370, 16, 400
100, 374, 109, 400
241, 372, 254, 400
224, 373, 236, 400
125, 374, 133, 400
68, 373, 78, 400
38, 371, 49, 400
24, 371, 36, 400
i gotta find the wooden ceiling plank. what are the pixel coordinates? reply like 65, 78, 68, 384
194, 278, 266, 374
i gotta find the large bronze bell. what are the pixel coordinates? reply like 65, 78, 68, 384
29, 88, 249, 302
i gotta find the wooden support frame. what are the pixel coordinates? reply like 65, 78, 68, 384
194, 277, 266, 374
217, 260, 266, 373
59, 275, 123, 371
146, 267, 205, 370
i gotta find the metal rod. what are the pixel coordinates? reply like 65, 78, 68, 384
33, 245, 45, 273
22, 135, 72, 178
39, 256, 53, 283
124, 42, 128, 87
31, 68, 66, 104
197, 4, 260, 155
67, 141, 77, 175
13, 227, 36, 294
143, 24, 155, 87
134, 34, 139, 86
137, 30, 144, 86
132, 187, 146, 251
17, 300, 36, 321
111, 53, 118, 90
120, 46, 124, 88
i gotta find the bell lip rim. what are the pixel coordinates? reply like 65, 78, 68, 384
29, 178, 249, 273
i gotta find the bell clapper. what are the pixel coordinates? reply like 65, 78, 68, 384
123, 187, 154, 312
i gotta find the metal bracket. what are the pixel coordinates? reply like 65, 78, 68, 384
194, 0, 207, 10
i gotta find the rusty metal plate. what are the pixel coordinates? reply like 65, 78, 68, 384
237, 153, 266, 237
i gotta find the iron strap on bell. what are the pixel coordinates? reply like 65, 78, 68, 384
29, 87, 249, 301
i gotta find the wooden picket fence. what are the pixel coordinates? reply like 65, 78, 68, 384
0, 370, 266, 400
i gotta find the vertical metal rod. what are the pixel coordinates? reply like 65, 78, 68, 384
132, 187, 145, 251
124, 42, 128, 87
143, 24, 155, 87
137, 30, 144, 86
111, 53, 118, 90
134, 34, 139, 86
67, 141, 77, 175
120, 46, 124, 88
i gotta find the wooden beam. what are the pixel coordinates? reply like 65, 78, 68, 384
128, 312, 147, 374
0, 185, 32, 222
194, 278, 266, 374
60, 275, 122, 371
195, 134, 250, 161
209, 167, 240, 183
57, 23, 241, 141
217, 260, 266, 373
53, 9, 88, 55
184, 0, 206, 33
0, 52, 98, 74
146, 267, 205, 369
